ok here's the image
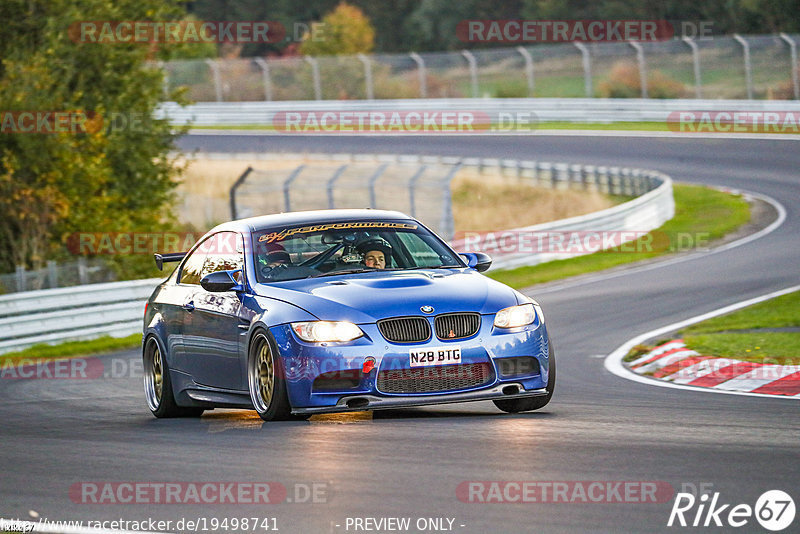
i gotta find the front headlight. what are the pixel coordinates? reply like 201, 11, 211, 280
291, 321, 364, 342
494, 303, 536, 328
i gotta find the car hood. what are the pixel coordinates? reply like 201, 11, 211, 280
253, 269, 518, 323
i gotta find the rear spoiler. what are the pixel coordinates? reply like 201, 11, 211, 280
154, 252, 186, 271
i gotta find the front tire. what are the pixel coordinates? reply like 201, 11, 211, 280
143, 336, 203, 418
247, 330, 296, 421
493, 340, 556, 413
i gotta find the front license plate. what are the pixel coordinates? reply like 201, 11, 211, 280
409, 346, 462, 368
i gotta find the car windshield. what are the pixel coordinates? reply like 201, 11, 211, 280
252, 220, 464, 283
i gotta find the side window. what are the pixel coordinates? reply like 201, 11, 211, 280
201, 232, 244, 279
179, 238, 211, 285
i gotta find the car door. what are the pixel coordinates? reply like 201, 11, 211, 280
168, 235, 212, 375
181, 232, 247, 391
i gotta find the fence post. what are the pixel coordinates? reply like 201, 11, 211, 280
229, 166, 253, 219
682, 37, 702, 98
15, 265, 26, 292
283, 165, 306, 212
326, 164, 349, 209
357, 53, 374, 100
304, 56, 322, 100
253, 57, 273, 101
440, 163, 462, 241
47, 260, 58, 289
573, 42, 593, 97
537, 162, 553, 188
461, 50, 479, 98
409, 53, 427, 98
368, 163, 389, 208
733, 34, 753, 100
204, 58, 223, 102
628, 41, 648, 98
516, 46, 535, 96
780, 33, 799, 100
408, 165, 428, 217
77, 257, 89, 285
157, 60, 169, 99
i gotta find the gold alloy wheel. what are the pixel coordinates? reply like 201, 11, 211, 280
152, 346, 163, 403
257, 339, 274, 407
144, 338, 165, 412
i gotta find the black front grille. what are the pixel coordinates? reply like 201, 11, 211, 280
434, 313, 481, 340
377, 362, 493, 393
378, 317, 431, 343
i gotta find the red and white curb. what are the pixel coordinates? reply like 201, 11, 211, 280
628, 339, 800, 396
604, 284, 800, 400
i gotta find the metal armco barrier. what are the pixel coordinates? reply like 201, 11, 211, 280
158, 98, 800, 127
0, 279, 159, 354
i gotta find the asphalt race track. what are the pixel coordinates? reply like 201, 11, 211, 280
2, 134, 798, 533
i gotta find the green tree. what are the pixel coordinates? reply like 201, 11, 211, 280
299, 2, 375, 56
0, 0, 189, 277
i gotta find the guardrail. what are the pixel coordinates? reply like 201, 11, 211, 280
159, 98, 800, 126
453, 159, 673, 269
0, 279, 160, 354
0, 156, 672, 354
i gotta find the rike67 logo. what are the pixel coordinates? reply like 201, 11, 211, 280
668, 489, 795, 531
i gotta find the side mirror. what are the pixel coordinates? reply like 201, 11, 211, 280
200, 270, 244, 292
459, 252, 493, 273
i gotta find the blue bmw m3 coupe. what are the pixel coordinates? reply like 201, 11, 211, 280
143, 209, 554, 421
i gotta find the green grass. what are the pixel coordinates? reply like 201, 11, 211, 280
679, 290, 800, 365
488, 184, 751, 288
625, 291, 800, 365
683, 291, 800, 334
683, 332, 799, 366
0, 334, 141, 365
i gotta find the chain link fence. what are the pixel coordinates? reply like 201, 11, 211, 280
0, 258, 117, 295
230, 155, 462, 239
163, 34, 800, 102
229, 153, 668, 243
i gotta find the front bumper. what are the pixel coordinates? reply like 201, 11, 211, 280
292, 383, 548, 414
270, 314, 550, 412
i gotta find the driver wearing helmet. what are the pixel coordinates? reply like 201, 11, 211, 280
258, 242, 291, 269
355, 237, 392, 269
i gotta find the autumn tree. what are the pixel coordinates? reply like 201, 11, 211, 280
0, 0, 190, 277
299, 2, 375, 56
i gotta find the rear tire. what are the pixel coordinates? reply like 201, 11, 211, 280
247, 330, 295, 421
493, 339, 556, 413
144, 336, 204, 418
